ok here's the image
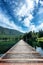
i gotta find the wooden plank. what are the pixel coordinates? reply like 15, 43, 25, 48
0, 59, 43, 61
0, 63, 43, 65
7, 51, 39, 54
0, 40, 43, 64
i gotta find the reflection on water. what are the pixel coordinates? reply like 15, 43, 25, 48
36, 47, 43, 56
0, 54, 3, 57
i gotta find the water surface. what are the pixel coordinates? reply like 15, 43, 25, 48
36, 47, 43, 56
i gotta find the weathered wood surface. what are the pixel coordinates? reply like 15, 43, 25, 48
0, 40, 43, 65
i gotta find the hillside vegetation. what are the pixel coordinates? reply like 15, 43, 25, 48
0, 26, 23, 54
0, 26, 23, 36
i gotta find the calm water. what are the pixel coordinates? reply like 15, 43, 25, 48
0, 54, 3, 57
36, 47, 43, 56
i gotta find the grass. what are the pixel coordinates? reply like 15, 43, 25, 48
0, 35, 19, 54
38, 37, 43, 42
0, 35, 17, 39
0, 40, 17, 54
37, 37, 43, 49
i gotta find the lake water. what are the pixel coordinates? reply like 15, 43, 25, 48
0, 54, 3, 57
36, 47, 43, 56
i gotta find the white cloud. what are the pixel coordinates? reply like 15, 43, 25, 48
28, 14, 33, 20
30, 22, 43, 32
13, 0, 37, 32
38, 7, 43, 14
40, 0, 43, 6
36, 0, 39, 4
0, 11, 25, 33
36, 22, 43, 31
17, 4, 28, 17
16, 0, 34, 18
29, 22, 43, 32
0, 0, 43, 33
25, 0, 34, 10
23, 14, 33, 27
26, 22, 43, 32
15, 0, 34, 29
23, 18, 30, 27
29, 24, 36, 32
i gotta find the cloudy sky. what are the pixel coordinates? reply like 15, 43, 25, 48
0, 0, 43, 33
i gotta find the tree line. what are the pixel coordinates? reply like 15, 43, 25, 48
22, 30, 43, 49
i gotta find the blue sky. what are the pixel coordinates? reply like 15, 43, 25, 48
0, 0, 43, 33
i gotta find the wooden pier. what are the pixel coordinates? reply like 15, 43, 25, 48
0, 40, 43, 65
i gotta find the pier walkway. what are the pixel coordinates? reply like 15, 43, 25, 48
0, 40, 43, 65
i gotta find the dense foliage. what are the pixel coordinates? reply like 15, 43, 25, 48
22, 30, 43, 49
38, 30, 43, 37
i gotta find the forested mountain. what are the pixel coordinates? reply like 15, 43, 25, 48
0, 26, 23, 35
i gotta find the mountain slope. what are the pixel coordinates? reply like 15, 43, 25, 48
0, 26, 23, 36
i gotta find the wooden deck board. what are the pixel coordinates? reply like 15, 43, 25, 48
0, 40, 43, 65
0, 63, 43, 65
